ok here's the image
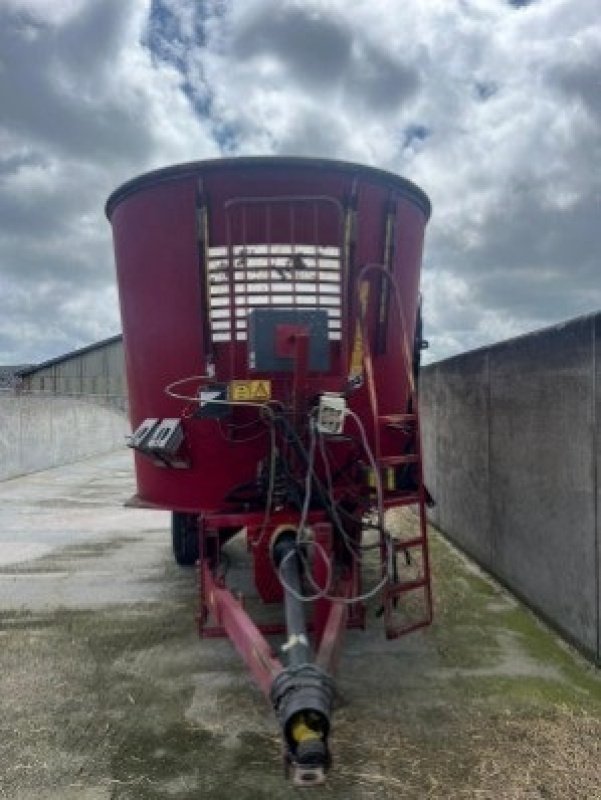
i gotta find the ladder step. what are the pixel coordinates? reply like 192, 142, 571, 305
382, 493, 420, 509
379, 454, 419, 467
385, 576, 427, 596
385, 618, 432, 640
393, 536, 426, 550
379, 413, 417, 426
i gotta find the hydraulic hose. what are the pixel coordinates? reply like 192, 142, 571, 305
270, 528, 333, 783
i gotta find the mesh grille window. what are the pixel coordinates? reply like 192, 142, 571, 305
207, 244, 342, 342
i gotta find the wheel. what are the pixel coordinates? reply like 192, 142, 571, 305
171, 512, 199, 566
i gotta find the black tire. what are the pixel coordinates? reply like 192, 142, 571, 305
171, 512, 199, 566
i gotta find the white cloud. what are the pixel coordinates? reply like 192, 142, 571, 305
0, 0, 217, 362
0, 0, 599, 365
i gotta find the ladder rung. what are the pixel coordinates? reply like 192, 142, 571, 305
393, 536, 426, 550
385, 576, 427, 596
385, 618, 432, 640
382, 493, 420, 509
379, 413, 417, 425
379, 454, 418, 467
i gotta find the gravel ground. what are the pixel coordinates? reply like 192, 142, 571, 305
0, 450, 599, 799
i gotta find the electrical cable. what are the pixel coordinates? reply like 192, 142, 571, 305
315, 407, 392, 604
294, 418, 334, 596
274, 414, 351, 543
315, 417, 386, 551
276, 539, 333, 603
276, 416, 334, 601
251, 411, 277, 550
349, 263, 416, 589
166, 373, 279, 550
217, 417, 268, 444
296, 415, 317, 544
165, 373, 279, 414
344, 406, 394, 585
274, 412, 392, 605
165, 376, 393, 605
317, 429, 363, 562
344, 409, 384, 532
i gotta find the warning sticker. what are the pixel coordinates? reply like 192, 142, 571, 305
229, 380, 272, 402
195, 384, 229, 419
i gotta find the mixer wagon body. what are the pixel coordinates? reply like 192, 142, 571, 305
106, 157, 432, 784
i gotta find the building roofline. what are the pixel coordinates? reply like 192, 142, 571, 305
17, 334, 123, 376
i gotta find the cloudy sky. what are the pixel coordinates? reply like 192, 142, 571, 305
0, 0, 599, 365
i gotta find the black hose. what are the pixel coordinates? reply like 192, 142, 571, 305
272, 530, 311, 669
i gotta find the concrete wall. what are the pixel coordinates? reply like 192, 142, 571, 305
0, 391, 130, 481
420, 312, 600, 663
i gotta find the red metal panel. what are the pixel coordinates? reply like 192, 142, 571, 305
107, 158, 429, 515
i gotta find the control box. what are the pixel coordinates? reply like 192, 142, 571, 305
315, 394, 346, 435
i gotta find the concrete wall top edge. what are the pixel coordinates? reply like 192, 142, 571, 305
423, 310, 601, 373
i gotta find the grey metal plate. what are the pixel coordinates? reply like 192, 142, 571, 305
248, 308, 330, 373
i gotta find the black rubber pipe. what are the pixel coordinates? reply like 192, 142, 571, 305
270, 529, 334, 775
272, 531, 311, 668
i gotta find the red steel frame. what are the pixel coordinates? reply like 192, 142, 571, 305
197, 511, 360, 698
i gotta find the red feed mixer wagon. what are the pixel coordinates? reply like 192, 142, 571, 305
106, 156, 432, 785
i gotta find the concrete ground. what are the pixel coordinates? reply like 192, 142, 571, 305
0, 452, 599, 800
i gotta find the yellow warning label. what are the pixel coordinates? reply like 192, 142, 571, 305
349, 281, 369, 379
229, 380, 272, 402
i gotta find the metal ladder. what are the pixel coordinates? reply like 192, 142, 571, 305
375, 409, 433, 639
356, 259, 432, 639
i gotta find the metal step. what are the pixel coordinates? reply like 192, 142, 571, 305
378, 454, 419, 467
392, 535, 426, 550
383, 574, 432, 639
382, 492, 420, 509
379, 413, 417, 427
385, 576, 428, 596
